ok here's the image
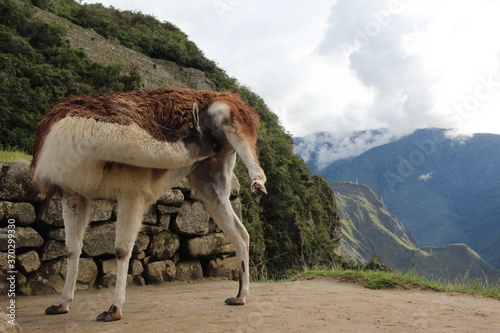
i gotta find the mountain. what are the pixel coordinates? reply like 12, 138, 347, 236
297, 128, 500, 269
335, 181, 500, 282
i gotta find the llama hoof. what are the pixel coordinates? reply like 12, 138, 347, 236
96, 305, 122, 322
45, 305, 68, 315
225, 297, 245, 305
251, 181, 267, 202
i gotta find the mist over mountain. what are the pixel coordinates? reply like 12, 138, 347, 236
294, 129, 402, 171
295, 128, 500, 269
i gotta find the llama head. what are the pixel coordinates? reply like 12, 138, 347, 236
205, 96, 267, 198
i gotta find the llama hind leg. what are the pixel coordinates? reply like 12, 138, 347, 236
204, 200, 250, 305
97, 196, 146, 322
45, 190, 90, 315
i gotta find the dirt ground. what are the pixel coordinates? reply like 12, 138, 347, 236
4, 277, 500, 333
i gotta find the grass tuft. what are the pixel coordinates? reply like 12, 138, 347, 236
0, 149, 32, 163
289, 268, 499, 299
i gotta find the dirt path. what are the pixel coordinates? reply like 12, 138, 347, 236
4, 277, 500, 333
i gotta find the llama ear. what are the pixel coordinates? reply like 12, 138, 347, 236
192, 102, 200, 129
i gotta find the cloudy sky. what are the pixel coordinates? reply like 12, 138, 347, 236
83, 0, 500, 138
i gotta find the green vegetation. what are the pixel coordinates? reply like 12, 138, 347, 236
27, 0, 236, 90
0, 149, 32, 163
335, 181, 500, 283
0, 0, 140, 150
290, 268, 500, 299
1, 0, 342, 278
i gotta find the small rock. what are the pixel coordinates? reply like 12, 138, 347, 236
133, 232, 150, 254
101, 259, 117, 276
129, 259, 144, 276
37, 199, 63, 226
100, 259, 117, 288
171, 201, 210, 236
47, 228, 65, 241
158, 214, 171, 230
41, 240, 67, 261
157, 189, 184, 206
0, 201, 36, 226
61, 258, 98, 287
141, 225, 163, 235
0, 271, 8, 295
144, 260, 175, 284
133, 275, 146, 286
0, 161, 41, 202
82, 222, 115, 256
183, 232, 235, 258
90, 200, 114, 222
0, 227, 44, 251
16, 250, 41, 273
101, 274, 116, 288
175, 260, 203, 281
157, 205, 180, 214
207, 257, 239, 280
148, 231, 180, 260
142, 205, 157, 225
133, 251, 146, 261
0, 253, 8, 272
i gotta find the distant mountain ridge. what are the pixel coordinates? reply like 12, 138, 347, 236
295, 128, 500, 269
335, 181, 500, 282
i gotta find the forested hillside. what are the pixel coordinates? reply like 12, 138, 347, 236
0, 0, 342, 277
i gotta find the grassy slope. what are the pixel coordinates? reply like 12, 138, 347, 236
335, 181, 500, 283
0, 150, 32, 163
290, 269, 500, 299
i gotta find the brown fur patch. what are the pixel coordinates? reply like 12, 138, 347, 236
32, 88, 259, 167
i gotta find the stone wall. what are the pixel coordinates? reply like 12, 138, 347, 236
0, 161, 239, 296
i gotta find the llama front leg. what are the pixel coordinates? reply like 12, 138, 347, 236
97, 196, 146, 322
45, 191, 90, 315
188, 157, 250, 305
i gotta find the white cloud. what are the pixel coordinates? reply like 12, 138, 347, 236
83, 0, 500, 138
418, 172, 433, 182
294, 129, 401, 169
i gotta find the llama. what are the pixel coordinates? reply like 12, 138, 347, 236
31, 87, 267, 322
